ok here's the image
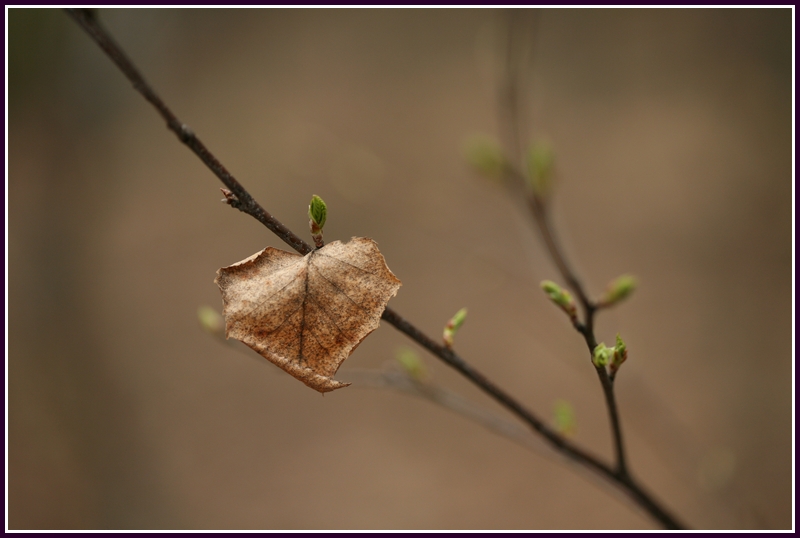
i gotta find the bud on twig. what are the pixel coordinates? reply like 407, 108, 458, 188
396, 347, 428, 382
308, 194, 327, 248
592, 343, 612, 368
599, 274, 637, 308
609, 333, 628, 379
541, 280, 577, 322
220, 187, 239, 205
197, 305, 225, 337
526, 140, 555, 197
443, 307, 468, 349
198, 305, 245, 349
553, 399, 576, 437
464, 134, 506, 181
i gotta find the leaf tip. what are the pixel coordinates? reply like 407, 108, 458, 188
308, 194, 327, 228
609, 333, 628, 379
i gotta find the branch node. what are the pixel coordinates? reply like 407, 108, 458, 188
179, 123, 195, 142
220, 188, 240, 206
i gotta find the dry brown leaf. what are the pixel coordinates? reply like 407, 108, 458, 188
215, 237, 401, 393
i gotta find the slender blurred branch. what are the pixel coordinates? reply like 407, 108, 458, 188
65, 8, 685, 529
496, 5, 631, 481
493, 5, 681, 524
346, 366, 563, 460
343, 365, 673, 516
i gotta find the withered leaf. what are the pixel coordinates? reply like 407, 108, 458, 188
215, 237, 401, 393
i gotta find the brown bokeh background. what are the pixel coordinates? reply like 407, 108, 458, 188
8, 8, 792, 530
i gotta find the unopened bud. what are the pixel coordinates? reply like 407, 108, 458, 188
609, 333, 628, 378
553, 399, 576, 437
396, 347, 427, 382
526, 140, 555, 196
601, 274, 637, 307
308, 194, 327, 248
198, 305, 224, 336
443, 307, 468, 348
541, 280, 577, 321
592, 343, 612, 368
220, 188, 239, 205
464, 134, 506, 181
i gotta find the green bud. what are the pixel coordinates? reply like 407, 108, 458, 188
614, 333, 627, 360
610, 333, 628, 378
464, 134, 506, 180
450, 307, 468, 331
541, 280, 560, 296
526, 140, 554, 196
553, 399, 576, 437
541, 280, 565, 304
592, 343, 612, 367
602, 274, 637, 306
198, 305, 224, 335
396, 347, 427, 382
308, 195, 327, 248
308, 194, 327, 229
541, 280, 577, 320
443, 307, 468, 348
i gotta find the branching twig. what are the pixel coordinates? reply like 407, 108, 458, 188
511, 165, 630, 480
64, 9, 685, 529
494, 9, 632, 480
495, 4, 632, 503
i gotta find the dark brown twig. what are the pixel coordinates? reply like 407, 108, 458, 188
514, 167, 629, 480
64, 8, 684, 529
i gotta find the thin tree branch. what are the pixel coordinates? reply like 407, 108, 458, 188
494, 5, 666, 520
66, 9, 311, 257
530, 194, 630, 478
513, 165, 629, 479
496, 9, 634, 482
64, 8, 684, 529
498, 9, 628, 477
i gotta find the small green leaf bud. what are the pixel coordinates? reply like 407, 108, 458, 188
198, 305, 224, 335
592, 343, 612, 368
308, 194, 327, 229
610, 333, 628, 378
614, 333, 627, 359
396, 347, 427, 382
308, 194, 327, 248
601, 274, 637, 307
464, 134, 506, 181
541, 280, 577, 321
443, 307, 468, 348
553, 399, 576, 437
526, 140, 555, 196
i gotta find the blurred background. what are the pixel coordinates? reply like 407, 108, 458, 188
8, 8, 792, 530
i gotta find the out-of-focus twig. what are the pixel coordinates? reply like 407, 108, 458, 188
493, 8, 684, 528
